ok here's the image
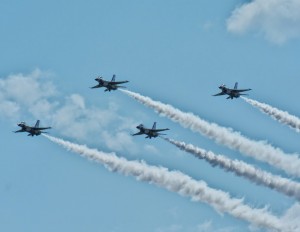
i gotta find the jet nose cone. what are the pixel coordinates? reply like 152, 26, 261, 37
136, 124, 143, 129
219, 84, 225, 89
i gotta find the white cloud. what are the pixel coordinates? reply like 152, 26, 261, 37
0, 69, 57, 121
196, 221, 212, 232
156, 225, 183, 232
144, 144, 159, 155
227, 0, 300, 44
0, 70, 140, 154
50, 94, 137, 150
156, 222, 238, 232
0, 88, 19, 120
196, 221, 238, 232
101, 131, 139, 154
202, 21, 214, 30
29, 98, 59, 120
248, 224, 265, 232
281, 203, 300, 231
0, 69, 57, 106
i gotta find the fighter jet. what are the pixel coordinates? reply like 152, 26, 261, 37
213, 82, 251, 99
131, 122, 170, 139
14, 120, 51, 136
90, 74, 129, 92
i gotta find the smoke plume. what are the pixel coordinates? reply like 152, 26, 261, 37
164, 138, 300, 201
242, 97, 300, 132
121, 89, 300, 177
44, 134, 286, 231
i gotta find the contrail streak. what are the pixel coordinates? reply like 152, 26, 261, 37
164, 137, 300, 201
43, 134, 286, 231
121, 89, 300, 177
242, 97, 300, 132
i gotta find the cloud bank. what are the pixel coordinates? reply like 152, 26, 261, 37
227, 0, 300, 44
0, 69, 57, 119
0, 70, 138, 154
280, 203, 300, 231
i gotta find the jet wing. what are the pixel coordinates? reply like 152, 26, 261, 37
14, 129, 25, 133
235, 88, 251, 92
37, 127, 52, 130
90, 84, 102, 89
110, 80, 129, 85
212, 92, 226, 96
131, 131, 144, 136
153, 128, 169, 132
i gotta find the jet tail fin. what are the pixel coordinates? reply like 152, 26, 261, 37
34, 120, 40, 128
111, 74, 116, 82
152, 122, 157, 130
234, 82, 238, 90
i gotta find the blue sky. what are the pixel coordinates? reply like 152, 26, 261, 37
1, 1, 300, 231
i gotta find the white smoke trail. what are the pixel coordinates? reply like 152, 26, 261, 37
43, 134, 286, 231
164, 138, 300, 201
242, 97, 300, 133
120, 89, 300, 177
